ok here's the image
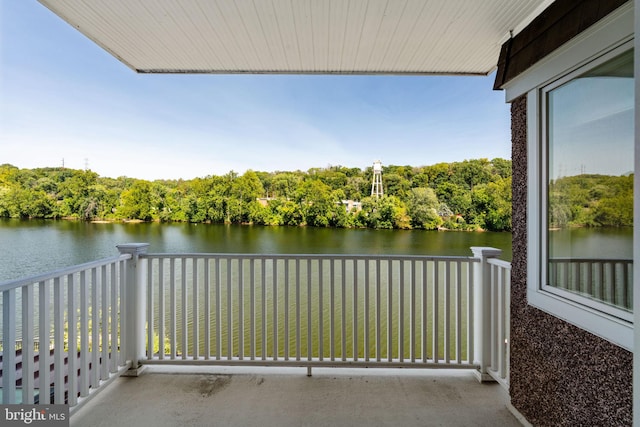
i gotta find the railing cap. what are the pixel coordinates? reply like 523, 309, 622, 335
117, 243, 150, 255
470, 247, 503, 259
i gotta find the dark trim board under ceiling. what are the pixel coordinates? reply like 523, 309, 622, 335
493, 0, 629, 90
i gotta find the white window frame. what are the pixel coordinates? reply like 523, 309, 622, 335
503, 2, 634, 351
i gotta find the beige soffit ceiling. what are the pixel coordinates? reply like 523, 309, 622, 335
38, 0, 554, 75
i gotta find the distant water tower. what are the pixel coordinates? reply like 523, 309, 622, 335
371, 160, 383, 199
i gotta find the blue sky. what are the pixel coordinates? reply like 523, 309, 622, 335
1, 2, 511, 181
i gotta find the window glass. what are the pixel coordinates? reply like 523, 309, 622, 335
546, 50, 633, 313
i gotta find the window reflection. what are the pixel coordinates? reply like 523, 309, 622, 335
546, 50, 633, 312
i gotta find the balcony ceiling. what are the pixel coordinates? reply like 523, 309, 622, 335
38, 0, 553, 75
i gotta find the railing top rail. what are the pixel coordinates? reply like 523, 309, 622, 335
142, 252, 480, 263
0, 253, 131, 292
487, 258, 512, 269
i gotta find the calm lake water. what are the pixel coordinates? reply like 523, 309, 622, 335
0, 219, 513, 282
2, 220, 632, 359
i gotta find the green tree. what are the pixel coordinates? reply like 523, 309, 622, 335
119, 180, 153, 220
383, 173, 410, 198
452, 159, 492, 191
272, 172, 302, 199
296, 179, 334, 227
435, 181, 472, 217
407, 187, 442, 230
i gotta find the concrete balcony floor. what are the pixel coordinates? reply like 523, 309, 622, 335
70, 365, 521, 427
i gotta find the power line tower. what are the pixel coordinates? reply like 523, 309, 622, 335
371, 160, 383, 199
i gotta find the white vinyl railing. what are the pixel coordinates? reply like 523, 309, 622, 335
486, 258, 511, 387
0, 252, 134, 411
1, 244, 511, 411
141, 253, 478, 368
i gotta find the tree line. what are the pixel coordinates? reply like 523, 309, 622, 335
0, 159, 513, 231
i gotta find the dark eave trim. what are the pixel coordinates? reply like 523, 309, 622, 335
493, 0, 629, 90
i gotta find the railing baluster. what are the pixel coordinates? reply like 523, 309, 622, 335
341, 259, 346, 361
619, 263, 631, 308
585, 261, 593, 301
193, 258, 199, 360
101, 265, 109, 380
605, 262, 614, 306
250, 258, 256, 361
375, 259, 381, 362
147, 259, 154, 360
504, 266, 511, 381
181, 258, 188, 360
92, 268, 101, 388
39, 280, 51, 402
497, 265, 506, 378
158, 259, 165, 360
330, 259, 335, 361
432, 263, 439, 363
272, 259, 278, 360
227, 259, 232, 360
80, 273, 89, 397
307, 259, 312, 362
261, 259, 267, 361
110, 263, 117, 372
215, 258, 221, 360
595, 261, 603, 301
22, 284, 35, 404
118, 259, 126, 366
54, 277, 65, 403
410, 260, 416, 363
494, 265, 502, 370
444, 262, 451, 364
467, 261, 474, 364
204, 258, 210, 360
572, 261, 581, 293
387, 260, 393, 362
2, 288, 17, 403
398, 260, 405, 363
170, 258, 177, 359
318, 259, 324, 361
455, 261, 462, 364
364, 259, 370, 362
295, 258, 301, 361
353, 260, 359, 361
625, 261, 632, 310
284, 259, 289, 361
238, 258, 244, 360
421, 260, 428, 363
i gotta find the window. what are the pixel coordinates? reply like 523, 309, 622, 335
512, 3, 634, 350
543, 48, 634, 318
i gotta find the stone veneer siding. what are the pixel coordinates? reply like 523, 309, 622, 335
510, 95, 632, 426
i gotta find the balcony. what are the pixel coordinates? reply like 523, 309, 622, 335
69, 365, 518, 427
1, 245, 513, 424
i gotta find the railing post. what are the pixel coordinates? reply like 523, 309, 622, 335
471, 246, 502, 382
117, 243, 149, 376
